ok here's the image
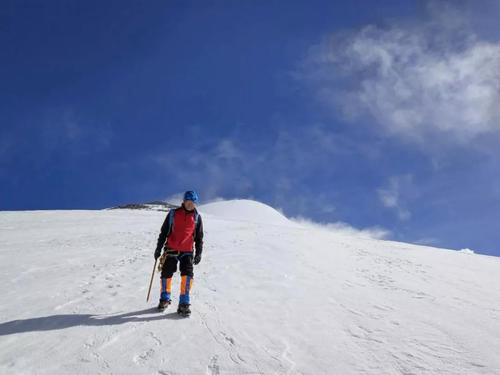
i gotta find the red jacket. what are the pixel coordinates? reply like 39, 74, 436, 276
156, 206, 204, 253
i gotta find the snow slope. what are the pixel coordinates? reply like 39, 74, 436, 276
199, 199, 292, 226
1, 200, 499, 375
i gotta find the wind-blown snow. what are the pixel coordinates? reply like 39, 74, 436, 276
458, 248, 476, 255
1, 200, 499, 374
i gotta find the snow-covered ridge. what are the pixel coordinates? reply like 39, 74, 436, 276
198, 199, 291, 225
108, 201, 178, 212
109, 199, 292, 226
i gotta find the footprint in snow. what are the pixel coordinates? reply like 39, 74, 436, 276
207, 355, 220, 375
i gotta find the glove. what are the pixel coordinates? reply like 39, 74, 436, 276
154, 248, 162, 260
193, 253, 202, 265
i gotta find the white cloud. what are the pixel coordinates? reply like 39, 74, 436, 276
152, 137, 255, 201
302, 2, 500, 144
151, 126, 364, 205
40, 109, 113, 155
377, 175, 412, 220
215, 139, 241, 160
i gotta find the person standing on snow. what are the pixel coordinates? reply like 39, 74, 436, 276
154, 190, 204, 316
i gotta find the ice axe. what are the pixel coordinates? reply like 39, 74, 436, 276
146, 259, 158, 302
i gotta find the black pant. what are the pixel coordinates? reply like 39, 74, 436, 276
161, 252, 194, 278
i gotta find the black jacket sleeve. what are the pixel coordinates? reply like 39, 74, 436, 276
155, 211, 172, 252
194, 215, 204, 256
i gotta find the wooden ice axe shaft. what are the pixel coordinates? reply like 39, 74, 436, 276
146, 259, 158, 302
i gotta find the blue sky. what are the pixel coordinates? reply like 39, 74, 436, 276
2, 1, 500, 256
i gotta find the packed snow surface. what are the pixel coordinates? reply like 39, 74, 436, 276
1, 200, 499, 374
198, 199, 292, 225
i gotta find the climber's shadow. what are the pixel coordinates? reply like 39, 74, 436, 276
0, 307, 183, 336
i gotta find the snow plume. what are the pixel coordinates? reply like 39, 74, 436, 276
458, 248, 476, 255
291, 216, 390, 240
302, 2, 500, 145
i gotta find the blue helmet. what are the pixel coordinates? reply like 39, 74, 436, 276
183, 190, 199, 203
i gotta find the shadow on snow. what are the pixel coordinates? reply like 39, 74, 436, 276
0, 308, 186, 336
